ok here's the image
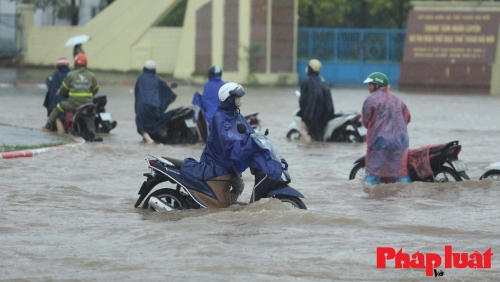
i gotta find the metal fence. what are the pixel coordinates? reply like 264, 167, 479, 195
0, 13, 20, 58
297, 28, 406, 84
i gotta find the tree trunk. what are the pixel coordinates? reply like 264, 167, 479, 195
70, 0, 79, 26
360, 0, 368, 28
307, 3, 316, 27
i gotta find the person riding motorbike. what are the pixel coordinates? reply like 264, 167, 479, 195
180, 82, 286, 204
42, 54, 99, 132
43, 57, 70, 133
201, 65, 225, 128
361, 72, 412, 185
298, 59, 335, 142
134, 60, 177, 144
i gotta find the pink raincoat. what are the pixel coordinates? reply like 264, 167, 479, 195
362, 87, 411, 178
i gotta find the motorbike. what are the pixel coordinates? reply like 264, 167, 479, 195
479, 161, 500, 181
192, 92, 261, 143
349, 140, 470, 183
93, 95, 117, 133
134, 125, 307, 211
148, 106, 200, 145
286, 91, 366, 143
64, 103, 102, 142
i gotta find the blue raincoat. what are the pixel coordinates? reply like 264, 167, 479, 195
43, 66, 70, 116
201, 75, 225, 127
362, 87, 411, 178
181, 97, 284, 181
134, 68, 177, 135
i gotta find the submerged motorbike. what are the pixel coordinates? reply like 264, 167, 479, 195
134, 125, 307, 211
148, 106, 200, 145
65, 103, 101, 142
192, 92, 261, 143
286, 91, 366, 143
349, 140, 470, 183
479, 161, 500, 181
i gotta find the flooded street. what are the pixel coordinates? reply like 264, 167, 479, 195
1, 85, 499, 280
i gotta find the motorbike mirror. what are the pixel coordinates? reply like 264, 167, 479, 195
264, 128, 269, 136
237, 122, 247, 134
170, 82, 178, 89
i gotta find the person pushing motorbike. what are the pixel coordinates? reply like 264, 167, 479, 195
298, 59, 335, 142
361, 72, 411, 185
181, 82, 287, 204
42, 54, 98, 132
134, 60, 177, 144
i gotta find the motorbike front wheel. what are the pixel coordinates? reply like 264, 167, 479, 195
143, 189, 187, 211
274, 195, 307, 209
433, 166, 462, 182
479, 169, 500, 181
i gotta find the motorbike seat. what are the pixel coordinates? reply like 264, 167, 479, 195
161, 156, 184, 168
429, 141, 459, 155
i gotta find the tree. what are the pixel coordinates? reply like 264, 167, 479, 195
366, 0, 412, 29
298, 0, 350, 28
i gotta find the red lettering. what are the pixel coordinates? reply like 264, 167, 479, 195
410, 251, 425, 268
425, 253, 441, 277
469, 251, 483, 268
445, 245, 452, 268
453, 253, 469, 269
377, 247, 395, 268
395, 249, 410, 268
483, 248, 493, 268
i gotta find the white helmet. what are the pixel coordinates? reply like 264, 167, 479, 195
144, 60, 156, 70
218, 82, 245, 102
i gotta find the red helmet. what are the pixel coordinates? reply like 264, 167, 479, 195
57, 57, 69, 66
74, 54, 87, 67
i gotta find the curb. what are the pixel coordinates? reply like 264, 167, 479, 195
0, 137, 86, 160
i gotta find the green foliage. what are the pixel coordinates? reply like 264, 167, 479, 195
241, 43, 263, 85
298, 0, 350, 28
156, 0, 187, 27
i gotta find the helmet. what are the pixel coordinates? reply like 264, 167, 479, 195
74, 54, 87, 67
144, 60, 156, 70
363, 72, 388, 87
57, 57, 69, 66
307, 59, 322, 73
218, 82, 245, 102
208, 65, 222, 77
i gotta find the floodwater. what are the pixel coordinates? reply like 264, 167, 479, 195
1, 85, 499, 281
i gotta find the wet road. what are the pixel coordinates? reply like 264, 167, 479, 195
1, 85, 499, 280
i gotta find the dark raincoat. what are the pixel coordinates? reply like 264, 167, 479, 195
299, 74, 335, 141
362, 87, 411, 178
201, 75, 225, 127
181, 97, 284, 181
43, 66, 70, 116
134, 68, 177, 135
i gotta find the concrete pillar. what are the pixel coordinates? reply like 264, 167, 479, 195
16, 3, 35, 60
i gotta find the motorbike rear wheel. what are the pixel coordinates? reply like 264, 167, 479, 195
433, 166, 462, 182
143, 189, 187, 211
274, 195, 307, 209
479, 169, 500, 181
349, 163, 365, 180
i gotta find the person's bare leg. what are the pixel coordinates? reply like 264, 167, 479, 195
301, 122, 312, 143
55, 118, 65, 133
143, 132, 155, 144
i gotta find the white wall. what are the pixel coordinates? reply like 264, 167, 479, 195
0, 0, 16, 13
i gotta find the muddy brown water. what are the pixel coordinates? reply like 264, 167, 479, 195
1, 85, 499, 280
